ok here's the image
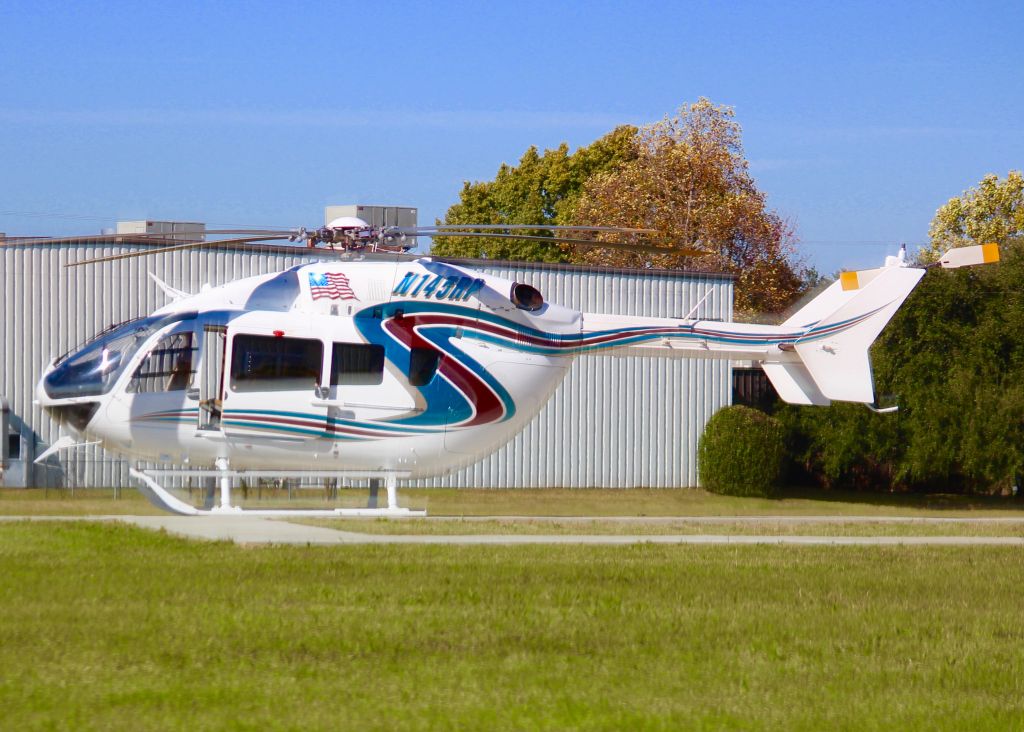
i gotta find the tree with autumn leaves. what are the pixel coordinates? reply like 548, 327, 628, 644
432, 99, 806, 316
920, 171, 1024, 263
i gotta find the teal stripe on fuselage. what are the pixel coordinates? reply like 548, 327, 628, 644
223, 419, 364, 441
225, 408, 433, 435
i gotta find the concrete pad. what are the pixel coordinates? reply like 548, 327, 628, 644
364, 514, 1024, 524
3, 515, 1024, 546
108, 516, 1024, 546
114, 516, 365, 545
299, 533, 1024, 546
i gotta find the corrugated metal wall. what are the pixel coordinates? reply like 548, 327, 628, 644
1, 243, 732, 489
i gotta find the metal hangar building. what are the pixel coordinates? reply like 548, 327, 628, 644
0, 212, 733, 490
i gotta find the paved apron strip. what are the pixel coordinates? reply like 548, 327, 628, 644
3, 516, 1024, 546
113, 516, 1024, 546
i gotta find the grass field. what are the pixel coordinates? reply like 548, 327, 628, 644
2, 521, 1023, 730
6, 486, 1024, 518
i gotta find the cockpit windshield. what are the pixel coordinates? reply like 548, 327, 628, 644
44, 312, 197, 399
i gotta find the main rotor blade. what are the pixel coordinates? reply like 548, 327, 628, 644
398, 224, 657, 235
416, 230, 706, 257
64, 234, 294, 268
8, 228, 298, 245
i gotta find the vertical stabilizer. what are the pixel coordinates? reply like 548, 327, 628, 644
767, 244, 1000, 406
789, 267, 925, 403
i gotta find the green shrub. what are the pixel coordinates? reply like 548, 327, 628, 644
698, 405, 785, 497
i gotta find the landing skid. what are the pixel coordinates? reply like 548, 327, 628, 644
129, 465, 425, 517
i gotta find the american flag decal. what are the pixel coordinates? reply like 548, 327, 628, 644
308, 272, 358, 301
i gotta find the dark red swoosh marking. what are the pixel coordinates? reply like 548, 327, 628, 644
384, 315, 506, 426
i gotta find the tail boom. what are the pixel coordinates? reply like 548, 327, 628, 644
582, 265, 927, 406
581, 244, 997, 406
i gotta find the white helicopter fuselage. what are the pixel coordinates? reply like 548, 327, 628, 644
36, 255, 927, 480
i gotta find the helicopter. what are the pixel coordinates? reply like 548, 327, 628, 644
28, 217, 999, 515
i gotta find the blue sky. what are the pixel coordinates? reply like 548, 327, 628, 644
1, 0, 1021, 274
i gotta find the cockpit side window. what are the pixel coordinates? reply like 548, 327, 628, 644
127, 332, 196, 393
43, 312, 197, 400
230, 334, 323, 392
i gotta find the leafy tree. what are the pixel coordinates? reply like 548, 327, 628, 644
921, 171, 1024, 262
430, 125, 637, 261
432, 100, 806, 315
775, 236, 1024, 494
568, 99, 804, 315
772, 171, 1024, 493
878, 238, 1024, 490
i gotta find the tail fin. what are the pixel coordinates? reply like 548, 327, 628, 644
767, 244, 1002, 405
765, 266, 925, 404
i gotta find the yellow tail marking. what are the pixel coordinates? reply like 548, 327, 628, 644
840, 271, 860, 291
982, 243, 1000, 263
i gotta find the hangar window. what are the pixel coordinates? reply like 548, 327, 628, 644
230, 334, 323, 392
409, 347, 440, 387
128, 332, 196, 393
331, 343, 385, 386
8, 433, 20, 460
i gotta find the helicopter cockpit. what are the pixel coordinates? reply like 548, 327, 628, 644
43, 312, 198, 400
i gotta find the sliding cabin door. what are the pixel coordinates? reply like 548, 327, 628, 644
220, 332, 328, 442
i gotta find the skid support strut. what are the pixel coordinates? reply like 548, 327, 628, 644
211, 457, 241, 514
368, 476, 399, 509
130, 467, 426, 517
386, 474, 399, 510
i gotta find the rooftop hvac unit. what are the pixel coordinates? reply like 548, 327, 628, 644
116, 220, 206, 242
324, 205, 417, 230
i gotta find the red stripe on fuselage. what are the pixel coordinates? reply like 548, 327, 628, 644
384, 315, 507, 426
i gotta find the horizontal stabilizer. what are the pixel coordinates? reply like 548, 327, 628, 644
762, 363, 830, 406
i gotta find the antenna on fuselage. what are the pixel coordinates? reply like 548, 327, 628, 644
682, 288, 715, 321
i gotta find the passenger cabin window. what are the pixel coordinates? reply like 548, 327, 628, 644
230, 334, 323, 392
331, 343, 385, 386
128, 332, 196, 393
409, 347, 440, 387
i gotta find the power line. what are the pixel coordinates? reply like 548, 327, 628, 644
0, 209, 935, 248
0, 209, 293, 231
794, 244, 933, 250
